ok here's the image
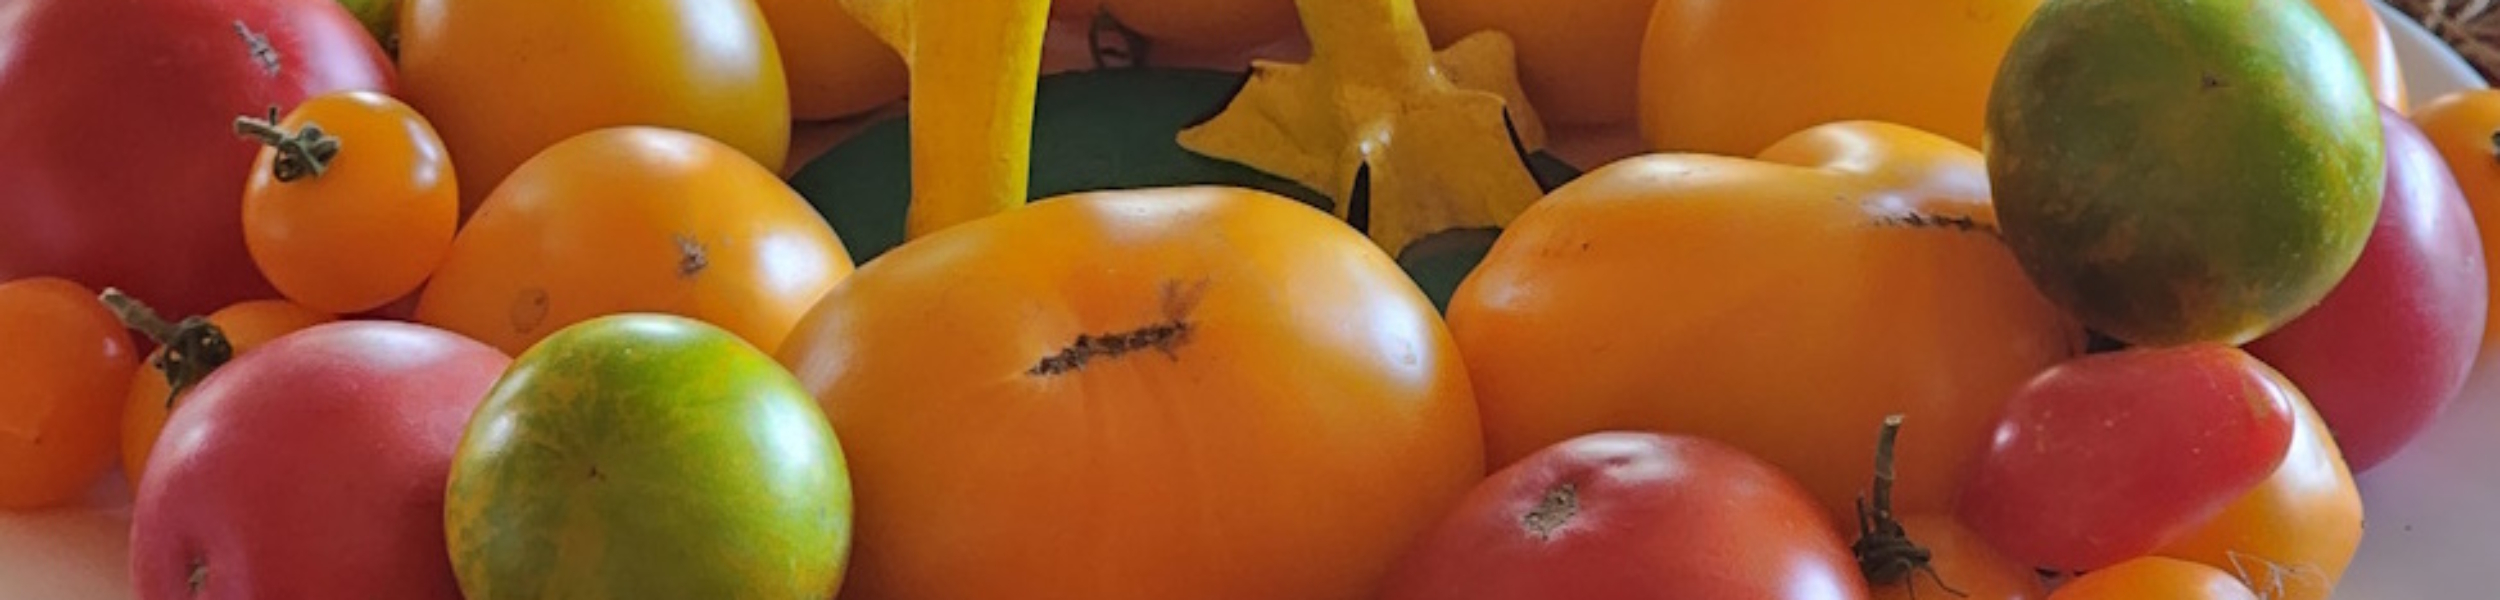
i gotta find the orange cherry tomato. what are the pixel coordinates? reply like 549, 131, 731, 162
1874, 515, 2047, 600
2155, 391, 2362, 600
0, 277, 139, 510
113, 297, 334, 489
2045, 557, 2258, 600
2407, 90, 2500, 363
752, 0, 908, 120
2305, 0, 2407, 111
239, 90, 458, 315
415, 126, 853, 357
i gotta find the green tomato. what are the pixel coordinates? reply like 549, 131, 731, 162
1985, 0, 2383, 346
443, 313, 852, 599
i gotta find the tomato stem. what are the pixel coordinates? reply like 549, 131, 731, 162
233, 107, 341, 183
1854, 414, 1965, 598
97, 289, 234, 408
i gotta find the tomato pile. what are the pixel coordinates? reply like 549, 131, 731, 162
1, 0, 2493, 598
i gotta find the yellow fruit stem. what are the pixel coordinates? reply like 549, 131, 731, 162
841, 0, 1051, 240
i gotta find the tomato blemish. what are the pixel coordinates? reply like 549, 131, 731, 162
1520, 483, 1577, 540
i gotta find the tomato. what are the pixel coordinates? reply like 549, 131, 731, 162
0, 0, 395, 320
1053, 0, 1299, 55
1378, 431, 1864, 600
397, 0, 789, 212
2155, 389, 2363, 600
2243, 105, 2487, 472
0, 278, 139, 510
1445, 121, 2081, 531
446, 314, 849, 598
2305, 0, 2408, 111
2407, 89, 2500, 367
2044, 557, 2260, 600
1873, 515, 2047, 600
754, 0, 907, 119
1986, 0, 2383, 347
414, 126, 853, 357
239, 90, 459, 315
110, 296, 334, 489
1413, 0, 1655, 125
775, 186, 1484, 600
1636, 0, 2040, 154
129, 321, 509, 599
1957, 345, 2299, 572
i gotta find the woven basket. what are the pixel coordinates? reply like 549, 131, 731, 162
2392, 0, 2500, 83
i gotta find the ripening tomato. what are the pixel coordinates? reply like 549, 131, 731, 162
2407, 89, 2500, 368
1958, 345, 2299, 572
115, 297, 335, 489
2045, 557, 2259, 600
397, 0, 789, 212
0, 278, 139, 510
240, 90, 459, 315
2155, 391, 2363, 600
753, 0, 907, 119
1377, 431, 1866, 600
775, 186, 1484, 600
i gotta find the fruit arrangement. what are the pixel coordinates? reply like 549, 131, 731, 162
1, 0, 2493, 597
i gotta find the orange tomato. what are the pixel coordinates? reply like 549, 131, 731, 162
397, 0, 789, 212
2155, 390, 2362, 600
753, 0, 908, 119
1637, 0, 2042, 155
2306, 0, 2407, 111
775, 186, 1484, 600
115, 298, 334, 489
1414, 0, 1657, 125
2407, 90, 2500, 363
2045, 557, 2259, 600
1445, 121, 2082, 531
239, 90, 458, 315
0, 277, 138, 510
415, 126, 852, 357
1873, 515, 2047, 600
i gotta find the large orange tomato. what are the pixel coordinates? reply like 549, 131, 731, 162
2407, 90, 2500, 365
1637, 0, 2042, 155
753, 0, 907, 120
1414, 0, 1659, 125
415, 126, 852, 357
2155, 390, 2362, 600
1445, 121, 2083, 531
2306, 0, 2407, 111
775, 186, 1484, 600
397, 0, 789, 212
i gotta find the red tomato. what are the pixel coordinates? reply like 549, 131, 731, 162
2244, 105, 2489, 472
129, 321, 509, 599
1378, 431, 1867, 600
0, 0, 395, 319
1957, 345, 2297, 572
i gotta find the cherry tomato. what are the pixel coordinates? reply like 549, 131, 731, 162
112, 296, 335, 489
2155, 391, 2362, 600
2045, 557, 2258, 600
240, 90, 459, 315
1873, 515, 2046, 600
0, 278, 140, 510
2407, 90, 2500, 368
1378, 431, 1867, 600
1957, 345, 2298, 572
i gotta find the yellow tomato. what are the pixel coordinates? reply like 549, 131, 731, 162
239, 91, 458, 315
1637, 0, 2042, 155
2047, 557, 2258, 600
1415, 0, 1656, 125
2155, 392, 2362, 600
755, 0, 908, 120
397, 0, 789, 213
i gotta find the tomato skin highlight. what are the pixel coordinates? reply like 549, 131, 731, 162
0, 0, 396, 320
1957, 344, 2298, 572
1377, 431, 1869, 600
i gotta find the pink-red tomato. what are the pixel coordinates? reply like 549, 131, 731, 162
2245, 105, 2489, 472
1378, 431, 1867, 600
1957, 345, 2298, 572
129, 321, 509, 599
0, 0, 395, 319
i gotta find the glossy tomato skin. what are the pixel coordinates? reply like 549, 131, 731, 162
2406, 90, 2500, 368
1958, 345, 2298, 572
776, 187, 1484, 600
2156, 391, 2362, 600
0, 278, 140, 510
2244, 106, 2487, 472
241, 90, 460, 315
1377, 431, 1866, 600
0, 0, 395, 320
118, 299, 335, 489
128, 321, 510, 600
2045, 557, 2260, 600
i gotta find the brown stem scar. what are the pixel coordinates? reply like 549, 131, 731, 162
232, 21, 280, 75
510, 288, 550, 335
1520, 483, 1578, 540
675, 235, 708, 278
1877, 211, 1996, 235
1028, 279, 1209, 376
188, 557, 208, 594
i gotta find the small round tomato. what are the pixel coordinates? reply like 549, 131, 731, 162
0, 278, 139, 510
110, 295, 335, 489
2407, 89, 2500, 367
240, 90, 458, 315
397, 0, 789, 211
415, 126, 853, 357
1873, 515, 2046, 600
1378, 431, 1866, 600
2155, 392, 2362, 600
1957, 345, 2298, 572
2045, 557, 2258, 600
